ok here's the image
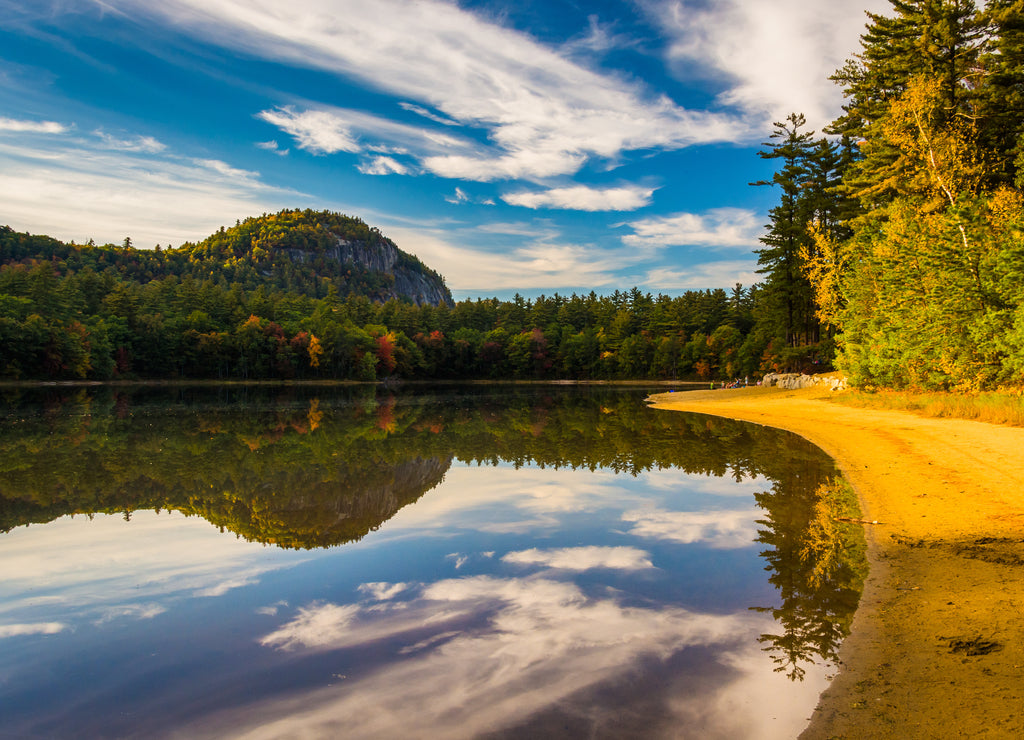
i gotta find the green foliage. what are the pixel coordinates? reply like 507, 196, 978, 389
791, 0, 1024, 390
754, 475, 866, 681
0, 385, 841, 540
0, 385, 862, 681
750, 115, 852, 372
0, 219, 766, 381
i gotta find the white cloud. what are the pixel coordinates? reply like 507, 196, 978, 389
444, 186, 469, 204
193, 570, 267, 597
561, 15, 640, 57
399, 102, 459, 127
641, 260, 762, 292
257, 104, 469, 161
501, 546, 654, 571
449, 553, 470, 569
0, 117, 68, 134
192, 158, 261, 181
622, 507, 761, 549
257, 107, 360, 154
358, 155, 410, 175
92, 603, 167, 624
381, 224, 636, 293
357, 582, 411, 601
115, 0, 750, 180
384, 213, 761, 294
0, 512, 308, 627
256, 139, 289, 156
649, 0, 889, 130
260, 602, 361, 650
93, 130, 166, 153
375, 465, 635, 538
188, 574, 824, 740
622, 207, 762, 249
0, 136, 302, 247
0, 622, 67, 638
502, 184, 655, 212
474, 221, 555, 237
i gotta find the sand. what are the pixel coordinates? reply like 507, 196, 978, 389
647, 385, 1024, 739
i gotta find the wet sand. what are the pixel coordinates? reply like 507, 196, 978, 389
648, 385, 1024, 739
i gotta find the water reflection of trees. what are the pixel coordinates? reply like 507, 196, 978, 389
2, 386, 829, 539
1, 383, 865, 676
753, 478, 868, 681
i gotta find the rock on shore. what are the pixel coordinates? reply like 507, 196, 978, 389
762, 372, 848, 391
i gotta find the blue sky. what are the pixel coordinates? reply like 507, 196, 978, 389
0, 0, 886, 300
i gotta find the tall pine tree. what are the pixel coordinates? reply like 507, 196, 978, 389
752, 115, 851, 369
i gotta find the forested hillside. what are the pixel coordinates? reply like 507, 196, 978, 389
0, 214, 773, 382
764, 0, 1024, 390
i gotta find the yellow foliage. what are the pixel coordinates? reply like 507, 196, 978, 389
307, 398, 323, 432
799, 479, 854, 590
308, 334, 323, 368
988, 187, 1024, 228
882, 75, 982, 206
802, 225, 848, 329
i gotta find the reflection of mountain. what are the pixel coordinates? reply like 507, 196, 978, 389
0, 454, 452, 550
191, 455, 454, 549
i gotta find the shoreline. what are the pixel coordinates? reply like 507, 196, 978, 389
648, 385, 1024, 739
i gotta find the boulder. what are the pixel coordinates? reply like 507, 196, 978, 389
762, 372, 848, 391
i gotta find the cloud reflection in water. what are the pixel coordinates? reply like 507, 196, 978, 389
186, 562, 824, 740
623, 507, 763, 549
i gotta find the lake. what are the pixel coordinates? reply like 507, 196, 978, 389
0, 384, 865, 739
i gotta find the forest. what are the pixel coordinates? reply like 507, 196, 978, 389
0, 215, 770, 382
2, 0, 1024, 389
763, 0, 1024, 390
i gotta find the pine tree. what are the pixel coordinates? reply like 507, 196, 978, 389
753, 114, 816, 353
752, 115, 851, 365
977, 0, 1024, 186
830, 0, 984, 205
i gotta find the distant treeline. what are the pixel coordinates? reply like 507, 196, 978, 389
0, 223, 784, 381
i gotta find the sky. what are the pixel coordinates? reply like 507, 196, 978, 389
0, 0, 887, 301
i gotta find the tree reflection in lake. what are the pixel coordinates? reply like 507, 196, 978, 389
0, 385, 865, 739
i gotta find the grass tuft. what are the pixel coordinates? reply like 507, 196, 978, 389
832, 389, 1024, 427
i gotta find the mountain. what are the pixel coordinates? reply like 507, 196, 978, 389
0, 208, 452, 306
180, 209, 452, 306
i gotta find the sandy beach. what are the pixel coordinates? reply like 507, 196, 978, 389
647, 385, 1024, 739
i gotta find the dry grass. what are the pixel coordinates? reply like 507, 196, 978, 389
831, 388, 1024, 427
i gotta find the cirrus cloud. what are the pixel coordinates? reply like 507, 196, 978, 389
257, 107, 361, 155
649, 0, 889, 130
112, 0, 751, 182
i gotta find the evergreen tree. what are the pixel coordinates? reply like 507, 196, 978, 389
977, 0, 1024, 186
752, 114, 852, 367
830, 0, 984, 204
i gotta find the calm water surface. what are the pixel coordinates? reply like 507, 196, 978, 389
0, 385, 865, 739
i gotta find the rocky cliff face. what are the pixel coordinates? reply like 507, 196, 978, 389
286, 236, 451, 306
